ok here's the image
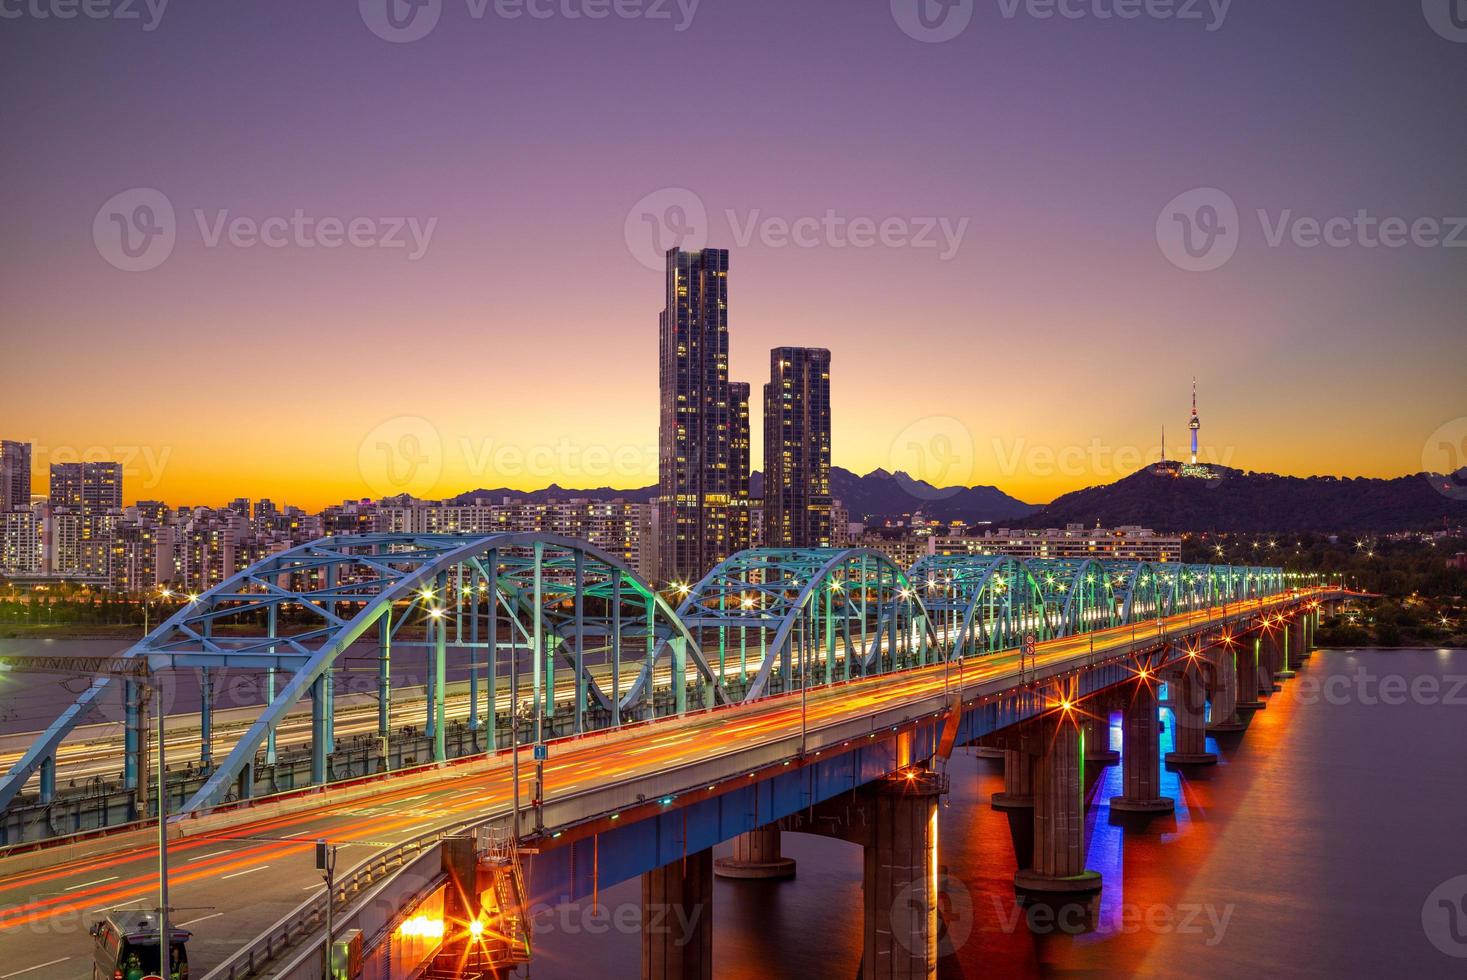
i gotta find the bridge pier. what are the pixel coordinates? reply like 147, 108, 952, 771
862, 770, 944, 978
1235, 638, 1264, 713
1164, 663, 1217, 766
1276, 619, 1298, 678
1082, 711, 1119, 766
642, 848, 713, 980
1259, 631, 1280, 696
714, 828, 796, 879
992, 749, 1035, 810
1110, 679, 1174, 814
1206, 644, 1245, 733
1013, 715, 1102, 896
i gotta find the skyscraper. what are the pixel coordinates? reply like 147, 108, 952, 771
763, 347, 832, 549
50, 461, 123, 513
0, 441, 31, 512
730, 382, 752, 555
658, 248, 748, 583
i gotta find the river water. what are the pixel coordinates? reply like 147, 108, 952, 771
522, 648, 1467, 978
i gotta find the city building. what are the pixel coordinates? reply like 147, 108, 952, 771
762, 347, 832, 549
0, 508, 41, 574
49, 461, 123, 513
935, 524, 1181, 563
0, 440, 31, 512
730, 381, 752, 555
658, 247, 748, 584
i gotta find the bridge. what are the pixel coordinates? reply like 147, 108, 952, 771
0, 533, 1341, 978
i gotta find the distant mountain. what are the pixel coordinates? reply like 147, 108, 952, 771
1020, 464, 1467, 533
449, 467, 1039, 525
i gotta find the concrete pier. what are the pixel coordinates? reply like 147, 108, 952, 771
1014, 715, 1102, 895
1165, 664, 1217, 766
1110, 680, 1175, 814
714, 827, 796, 879
992, 748, 1035, 810
1236, 638, 1264, 713
642, 848, 714, 980
863, 771, 944, 979
1206, 645, 1246, 734
1083, 712, 1119, 765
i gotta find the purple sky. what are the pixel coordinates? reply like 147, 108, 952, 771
1, 0, 1464, 507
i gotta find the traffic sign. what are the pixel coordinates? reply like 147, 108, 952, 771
533, 744, 548, 762
1022, 633, 1037, 658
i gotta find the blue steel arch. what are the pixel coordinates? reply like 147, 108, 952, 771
674, 548, 935, 700
0, 533, 727, 816
1026, 558, 1116, 637
908, 554, 1050, 657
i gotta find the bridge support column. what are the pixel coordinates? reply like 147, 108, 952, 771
1259, 632, 1279, 696
310, 674, 329, 787
1111, 682, 1174, 813
39, 755, 55, 804
1014, 715, 1101, 895
1235, 639, 1264, 713
1165, 665, 1217, 766
1206, 645, 1245, 733
862, 770, 944, 978
714, 828, 796, 880
1276, 620, 1298, 679
993, 749, 1035, 809
642, 848, 713, 980
1083, 711, 1119, 765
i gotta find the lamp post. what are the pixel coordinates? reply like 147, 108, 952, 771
155, 662, 170, 980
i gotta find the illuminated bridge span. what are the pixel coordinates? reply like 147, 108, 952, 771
0, 535, 1284, 819
0, 533, 1340, 980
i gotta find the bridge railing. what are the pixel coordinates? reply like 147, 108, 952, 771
202, 816, 477, 980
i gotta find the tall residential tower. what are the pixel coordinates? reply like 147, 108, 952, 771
763, 347, 832, 549
658, 248, 750, 583
0, 441, 31, 512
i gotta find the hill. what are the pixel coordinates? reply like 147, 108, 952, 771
1020, 464, 1467, 533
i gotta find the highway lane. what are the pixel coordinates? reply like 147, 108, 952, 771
0, 593, 1315, 978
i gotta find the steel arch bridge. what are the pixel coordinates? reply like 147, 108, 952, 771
673, 548, 934, 700
0, 534, 1288, 819
0, 533, 726, 815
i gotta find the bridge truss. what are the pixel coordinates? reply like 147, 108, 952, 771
0, 533, 1286, 819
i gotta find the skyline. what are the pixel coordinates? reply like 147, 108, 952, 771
3, 1, 1465, 509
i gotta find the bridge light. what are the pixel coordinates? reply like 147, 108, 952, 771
186, 593, 200, 603
469, 919, 485, 939
428, 607, 445, 619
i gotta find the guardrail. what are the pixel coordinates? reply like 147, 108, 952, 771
203, 817, 479, 980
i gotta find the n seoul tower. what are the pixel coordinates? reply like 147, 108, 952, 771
1189, 378, 1201, 465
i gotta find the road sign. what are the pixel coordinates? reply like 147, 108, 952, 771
533, 744, 548, 762
1022, 633, 1037, 658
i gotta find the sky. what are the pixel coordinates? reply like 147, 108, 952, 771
1, 0, 1464, 509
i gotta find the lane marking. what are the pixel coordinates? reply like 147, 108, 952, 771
177, 912, 223, 926
64, 875, 118, 891
1, 958, 72, 978
221, 865, 269, 880
186, 849, 234, 862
